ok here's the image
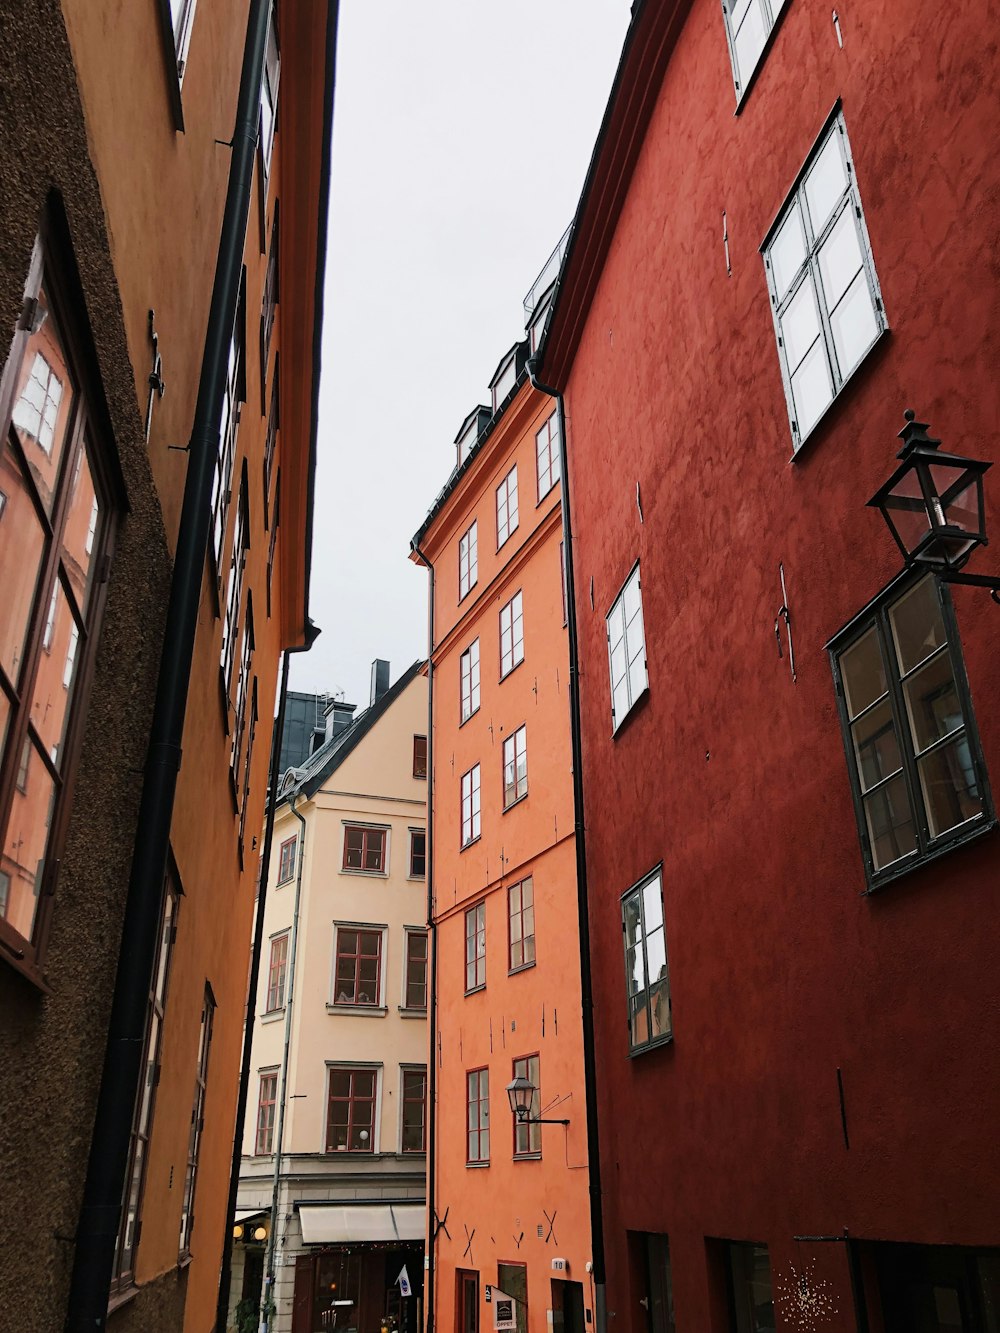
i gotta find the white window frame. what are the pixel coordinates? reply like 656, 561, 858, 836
535, 411, 561, 500
461, 764, 481, 847
465, 901, 486, 992
459, 520, 478, 601
762, 110, 886, 452
606, 562, 648, 732
502, 724, 528, 809
460, 638, 481, 723
496, 465, 519, 548
168, 0, 200, 80
259, 6, 281, 182
622, 866, 672, 1053
721, 0, 788, 102
499, 591, 524, 679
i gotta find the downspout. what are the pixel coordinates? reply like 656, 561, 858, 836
66, 2, 271, 1327
527, 359, 608, 1333
261, 787, 307, 1332
410, 541, 436, 1333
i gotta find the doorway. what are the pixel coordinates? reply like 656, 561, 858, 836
551, 1279, 586, 1333
457, 1268, 479, 1333
874, 1243, 1000, 1333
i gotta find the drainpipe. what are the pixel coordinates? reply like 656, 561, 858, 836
526, 359, 608, 1333
65, 3, 270, 1327
261, 786, 307, 1332
410, 541, 436, 1333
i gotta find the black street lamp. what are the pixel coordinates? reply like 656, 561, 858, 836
867, 410, 1000, 595
506, 1076, 570, 1126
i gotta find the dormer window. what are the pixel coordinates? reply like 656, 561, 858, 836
491, 352, 518, 414
528, 297, 552, 354
455, 406, 491, 467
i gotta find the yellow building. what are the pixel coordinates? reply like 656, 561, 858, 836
230, 662, 429, 1333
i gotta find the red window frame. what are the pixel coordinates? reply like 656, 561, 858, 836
333, 927, 382, 1006
404, 930, 428, 1010
326, 1066, 377, 1153
507, 877, 535, 972
409, 828, 426, 878
343, 824, 386, 873
466, 1067, 490, 1164
401, 1067, 427, 1153
413, 733, 428, 778
512, 1054, 541, 1157
265, 932, 288, 1011
276, 834, 296, 885
255, 1070, 278, 1155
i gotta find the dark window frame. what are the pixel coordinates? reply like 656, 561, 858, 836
413, 734, 428, 779
622, 865, 672, 1056
342, 823, 387, 874
409, 828, 426, 879
276, 834, 296, 885
401, 1065, 427, 1154
178, 983, 215, 1259
465, 900, 486, 994
828, 572, 994, 892
325, 1065, 378, 1154
724, 1240, 776, 1333
404, 929, 428, 1010
507, 876, 535, 973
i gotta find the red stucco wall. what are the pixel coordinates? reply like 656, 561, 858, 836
562, 0, 1000, 1328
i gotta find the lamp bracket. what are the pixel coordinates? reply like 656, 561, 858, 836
940, 569, 1000, 604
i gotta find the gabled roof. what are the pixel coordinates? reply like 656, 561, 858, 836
276, 659, 425, 805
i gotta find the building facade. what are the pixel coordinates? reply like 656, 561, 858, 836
0, 1, 335, 1328
230, 662, 429, 1333
534, 1, 1000, 1330
412, 292, 594, 1333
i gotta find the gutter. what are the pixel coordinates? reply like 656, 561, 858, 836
527, 357, 608, 1333
410, 540, 437, 1332
66, 2, 272, 1326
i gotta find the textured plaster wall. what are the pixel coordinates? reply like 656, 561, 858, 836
562, 0, 1000, 1328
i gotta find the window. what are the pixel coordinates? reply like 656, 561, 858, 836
255, 1070, 278, 1155
491, 354, 517, 412
726, 1242, 776, 1333
638, 1233, 676, 1333
326, 1066, 377, 1152
343, 824, 387, 873
498, 1263, 528, 1333
623, 868, 671, 1052
210, 280, 245, 574
238, 678, 259, 852
112, 877, 178, 1289
502, 725, 528, 808
535, 411, 561, 500
831, 575, 990, 886
166, 0, 199, 79
260, 206, 279, 410
230, 598, 254, 789
221, 469, 249, 691
460, 639, 481, 722
409, 828, 426, 879
461, 764, 481, 847
404, 930, 428, 1010
507, 877, 535, 972
259, 5, 280, 185
0, 241, 116, 977
401, 1067, 427, 1153
607, 563, 648, 730
179, 986, 215, 1257
496, 465, 519, 547
333, 927, 383, 1007
465, 901, 486, 992
266, 471, 280, 617
763, 112, 885, 450
499, 591, 524, 678
466, 1067, 490, 1163
265, 932, 288, 1012
559, 541, 568, 626
413, 734, 428, 779
459, 520, 478, 600
512, 1054, 540, 1157
276, 834, 296, 885
263, 372, 278, 518
721, 0, 788, 101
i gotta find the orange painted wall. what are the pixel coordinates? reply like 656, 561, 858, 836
419, 380, 594, 1332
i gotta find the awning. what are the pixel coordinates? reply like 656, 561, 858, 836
234, 1208, 268, 1225
298, 1203, 426, 1245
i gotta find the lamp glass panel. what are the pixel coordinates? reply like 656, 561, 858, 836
882, 468, 930, 557
937, 473, 982, 536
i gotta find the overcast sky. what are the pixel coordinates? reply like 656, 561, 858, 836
291, 0, 631, 707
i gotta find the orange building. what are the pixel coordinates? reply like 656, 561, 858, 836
0, 2, 336, 1329
411, 260, 594, 1333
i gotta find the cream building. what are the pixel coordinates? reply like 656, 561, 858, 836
229, 661, 429, 1333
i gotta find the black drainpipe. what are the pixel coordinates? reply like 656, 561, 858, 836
410, 541, 437, 1332
527, 359, 607, 1333
66, 3, 271, 1326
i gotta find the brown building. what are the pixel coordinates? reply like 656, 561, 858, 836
0, 1, 336, 1329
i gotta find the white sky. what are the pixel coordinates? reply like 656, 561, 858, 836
292, 0, 631, 707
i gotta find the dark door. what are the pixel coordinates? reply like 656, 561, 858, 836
551, 1279, 586, 1333
457, 1269, 479, 1333
875, 1243, 1000, 1333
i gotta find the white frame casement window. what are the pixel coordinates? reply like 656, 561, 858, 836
460, 639, 481, 723
459, 520, 478, 601
622, 867, 672, 1054
465, 901, 486, 993
499, 591, 524, 678
763, 110, 886, 451
721, 0, 788, 102
607, 563, 648, 732
461, 764, 481, 847
496, 464, 519, 548
535, 411, 561, 500
167, 0, 199, 80
502, 725, 528, 809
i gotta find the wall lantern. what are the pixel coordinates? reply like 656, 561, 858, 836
505, 1076, 569, 1126
232, 1219, 269, 1241
232, 1223, 244, 1240
867, 410, 1000, 596
253, 1223, 269, 1242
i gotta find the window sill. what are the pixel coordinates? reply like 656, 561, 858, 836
628, 1032, 674, 1059
398, 1006, 428, 1019
536, 480, 560, 507
0, 931, 50, 993
499, 657, 525, 684
464, 983, 486, 998
340, 867, 389, 878
177, 1251, 193, 1270
326, 1148, 376, 1157
611, 684, 650, 739
513, 1153, 542, 1163
508, 961, 536, 978
460, 835, 481, 853
260, 1008, 285, 1025
406, 874, 427, 883
503, 791, 529, 814
466, 1160, 490, 1169
107, 1283, 140, 1316
863, 814, 997, 895
326, 1003, 388, 1017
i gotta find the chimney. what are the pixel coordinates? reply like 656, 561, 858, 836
370, 659, 390, 706
323, 695, 357, 743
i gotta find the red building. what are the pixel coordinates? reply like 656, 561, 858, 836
533, 2, 1000, 1330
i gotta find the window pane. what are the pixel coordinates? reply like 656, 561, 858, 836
818, 206, 864, 310
733, 0, 767, 86
61, 442, 102, 612
626, 944, 646, 995
12, 299, 76, 509
630, 994, 650, 1047
790, 338, 834, 438
851, 699, 902, 791
0, 687, 10, 762
649, 974, 671, 1040
830, 269, 879, 378
902, 649, 963, 755
918, 733, 982, 837
0, 435, 48, 685
889, 579, 947, 674
31, 577, 83, 769
782, 278, 822, 371
864, 773, 918, 870
1, 740, 57, 939
770, 203, 806, 302
840, 628, 887, 719
804, 132, 849, 235
642, 876, 663, 931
